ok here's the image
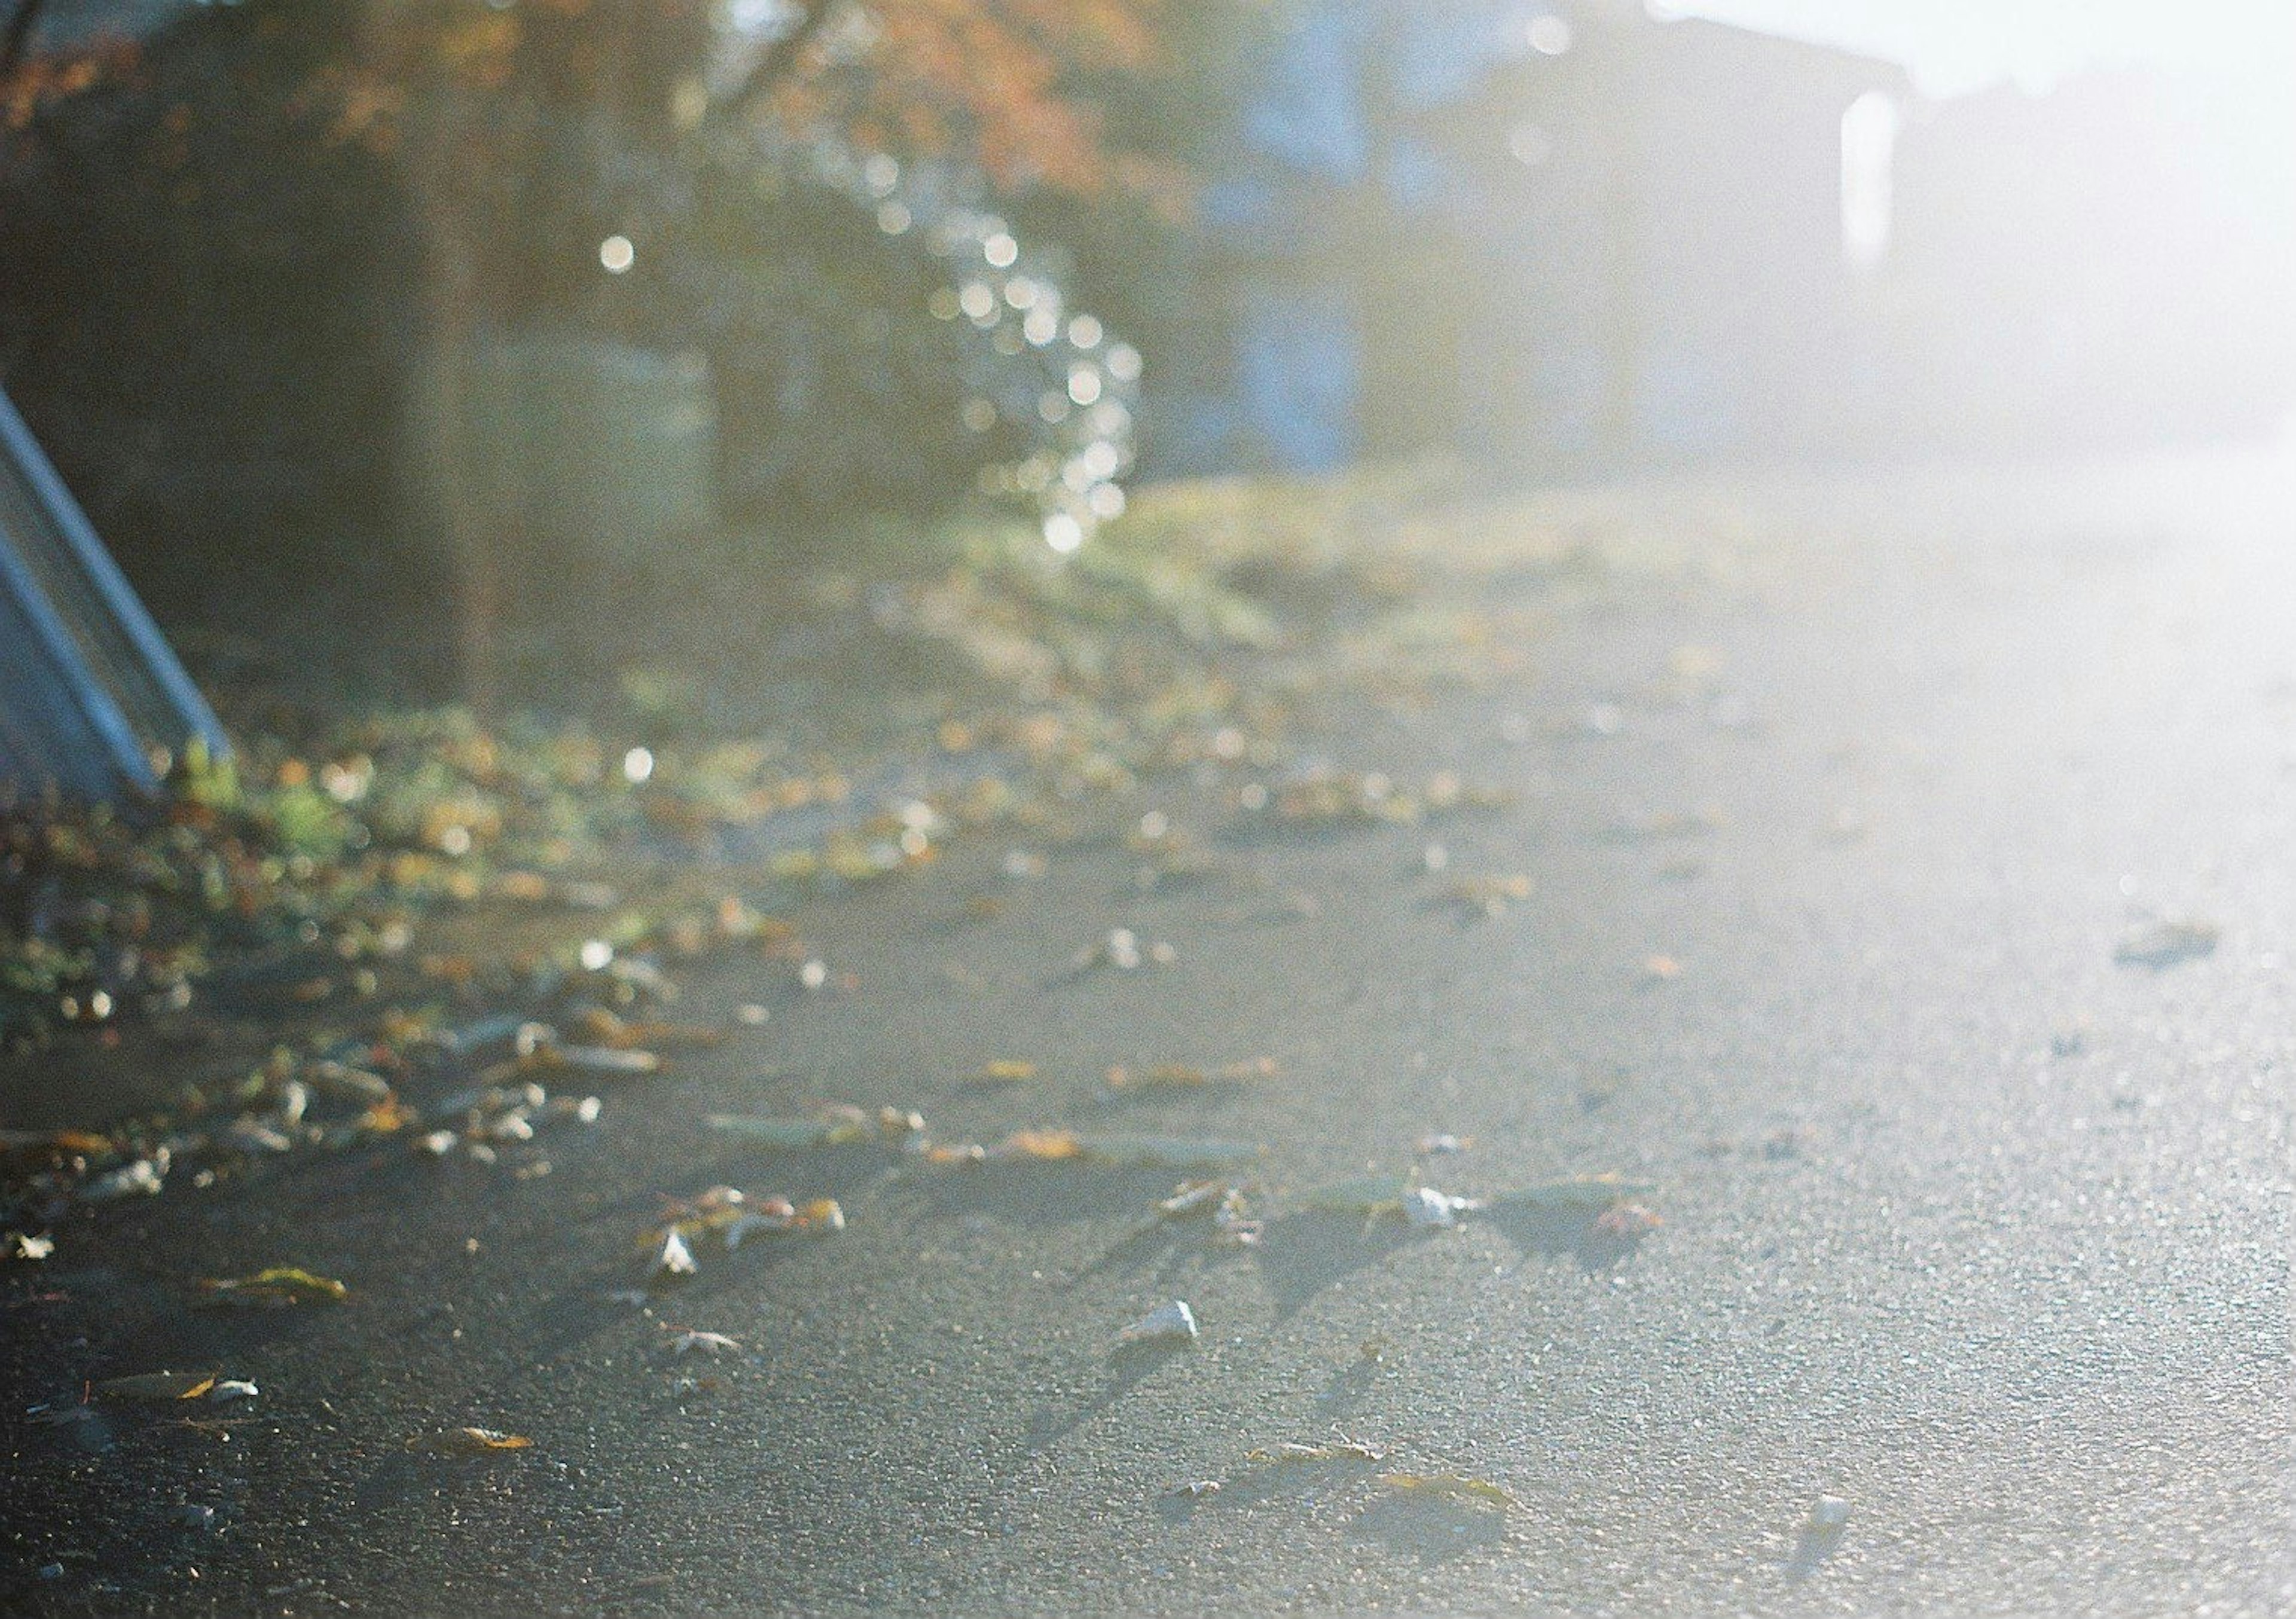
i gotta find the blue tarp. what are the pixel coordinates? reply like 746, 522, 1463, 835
0, 386, 226, 801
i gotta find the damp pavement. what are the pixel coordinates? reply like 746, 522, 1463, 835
5, 448, 2294, 1616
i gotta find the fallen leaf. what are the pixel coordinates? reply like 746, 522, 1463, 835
1245, 1437, 1390, 1465
7, 1232, 55, 1261
2114, 919, 2219, 969
704, 1106, 918, 1148
1156, 1181, 1231, 1218
668, 1330, 743, 1357
81, 1157, 166, 1203
199, 1267, 349, 1306
969, 1061, 1039, 1085
1000, 1129, 1086, 1162
1118, 1299, 1199, 1345
409, 1427, 532, 1455
0, 1128, 112, 1158
1378, 1471, 1518, 1509
654, 1230, 698, 1279
1401, 1186, 1483, 1229
524, 1045, 662, 1079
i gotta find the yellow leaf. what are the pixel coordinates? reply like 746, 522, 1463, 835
1379, 1471, 1519, 1508
410, 1426, 532, 1455
1002, 1129, 1085, 1161
200, 1266, 350, 1305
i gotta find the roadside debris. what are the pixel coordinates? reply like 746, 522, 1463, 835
2114, 918, 2219, 968
1118, 1299, 1199, 1346
967, 1060, 1040, 1086
1169, 1480, 1222, 1499
7, 1231, 54, 1260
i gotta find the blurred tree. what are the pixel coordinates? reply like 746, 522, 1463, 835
0, 0, 1249, 697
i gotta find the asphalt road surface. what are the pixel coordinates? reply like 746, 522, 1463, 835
7, 450, 2294, 1615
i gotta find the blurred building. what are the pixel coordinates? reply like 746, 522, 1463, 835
1149, 0, 2296, 477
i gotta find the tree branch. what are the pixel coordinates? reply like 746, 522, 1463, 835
1, 0, 51, 81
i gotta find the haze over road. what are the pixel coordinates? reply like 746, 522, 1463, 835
7, 450, 2293, 1615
